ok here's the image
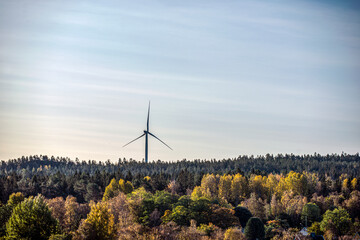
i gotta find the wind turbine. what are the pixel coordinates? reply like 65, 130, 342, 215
123, 102, 172, 163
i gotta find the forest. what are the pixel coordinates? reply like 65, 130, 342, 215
0, 153, 359, 239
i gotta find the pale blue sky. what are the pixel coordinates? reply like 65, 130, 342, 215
0, 0, 359, 162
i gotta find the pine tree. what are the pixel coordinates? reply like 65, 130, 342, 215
6, 195, 60, 240
234, 206, 252, 228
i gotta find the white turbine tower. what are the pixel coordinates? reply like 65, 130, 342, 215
123, 102, 172, 163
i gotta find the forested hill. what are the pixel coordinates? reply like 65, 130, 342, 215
1, 153, 359, 178
1, 154, 360, 239
0, 153, 359, 205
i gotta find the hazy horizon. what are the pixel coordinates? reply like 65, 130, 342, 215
1, 0, 359, 162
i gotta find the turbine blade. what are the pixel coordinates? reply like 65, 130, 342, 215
147, 101, 150, 131
148, 132, 173, 150
123, 133, 145, 147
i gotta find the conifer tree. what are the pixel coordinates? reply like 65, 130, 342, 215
244, 217, 265, 240
6, 195, 60, 240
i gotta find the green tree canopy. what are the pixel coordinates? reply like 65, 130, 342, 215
168, 205, 191, 226
0, 203, 11, 237
189, 197, 211, 225
7, 192, 25, 209
175, 195, 192, 208
320, 208, 351, 236
301, 203, 321, 227
6, 195, 60, 240
153, 191, 178, 215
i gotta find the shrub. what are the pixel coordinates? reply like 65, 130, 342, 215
224, 227, 244, 240
197, 223, 216, 236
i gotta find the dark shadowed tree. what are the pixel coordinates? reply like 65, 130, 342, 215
234, 206, 253, 228
210, 205, 239, 229
244, 217, 265, 240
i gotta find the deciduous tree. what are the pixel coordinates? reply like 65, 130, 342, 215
219, 175, 232, 202
301, 203, 321, 227
74, 202, 115, 240
320, 208, 351, 236
231, 174, 248, 205
201, 174, 218, 199
102, 178, 119, 201
119, 179, 134, 194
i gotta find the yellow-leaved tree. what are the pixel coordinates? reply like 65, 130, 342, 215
224, 228, 244, 240
119, 179, 134, 194
351, 178, 358, 191
74, 201, 115, 240
103, 178, 120, 201
218, 175, 232, 202
265, 174, 279, 199
191, 186, 205, 200
231, 174, 248, 205
201, 174, 219, 199
249, 175, 267, 198
284, 171, 308, 196
342, 178, 350, 194
275, 174, 287, 197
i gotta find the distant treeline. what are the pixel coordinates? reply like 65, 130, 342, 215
0, 153, 359, 204
1, 153, 360, 177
